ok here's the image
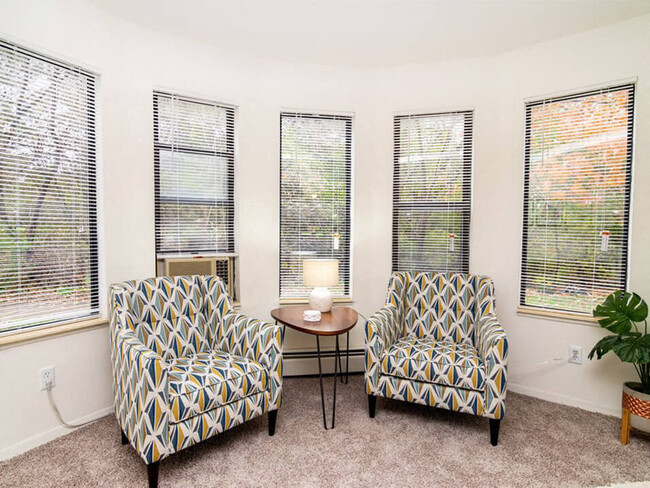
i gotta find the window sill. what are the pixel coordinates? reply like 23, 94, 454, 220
516, 306, 598, 325
0, 317, 108, 348
279, 297, 354, 306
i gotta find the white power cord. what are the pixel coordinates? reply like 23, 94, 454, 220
535, 357, 565, 366
45, 379, 96, 429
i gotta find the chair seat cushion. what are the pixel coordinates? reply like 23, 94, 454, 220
168, 351, 268, 423
381, 336, 486, 391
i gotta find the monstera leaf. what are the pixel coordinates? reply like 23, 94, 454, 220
588, 335, 623, 361
614, 334, 650, 364
589, 333, 650, 364
593, 291, 648, 334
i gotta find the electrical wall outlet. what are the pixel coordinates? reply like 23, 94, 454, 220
40, 365, 55, 390
568, 346, 582, 365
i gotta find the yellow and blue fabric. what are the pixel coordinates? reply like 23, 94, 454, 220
110, 275, 283, 465
365, 272, 508, 420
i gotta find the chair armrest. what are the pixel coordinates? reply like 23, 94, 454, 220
111, 327, 169, 464
216, 312, 284, 410
475, 313, 509, 419
364, 304, 402, 395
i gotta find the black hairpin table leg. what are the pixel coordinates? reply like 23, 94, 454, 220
344, 331, 350, 384
337, 341, 343, 383
332, 335, 340, 429
316, 335, 328, 430
336, 331, 350, 385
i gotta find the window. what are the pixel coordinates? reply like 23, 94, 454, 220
520, 84, 634, 315
0, 40, 98, 333
393, 111, 473, 272
279, 112, 352, 299
153, 92, 235, 254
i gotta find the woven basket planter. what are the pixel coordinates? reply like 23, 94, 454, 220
621, 382, 650, 444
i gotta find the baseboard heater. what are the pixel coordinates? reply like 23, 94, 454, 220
283, 348, 364, 377
283, 348, 364, 360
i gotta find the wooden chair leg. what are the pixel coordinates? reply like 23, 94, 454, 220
268, 410, 278, 436
490, 419, 501, 446
621, 408, 631, 445
147, 461, 159, 488
368, 395, 377, 418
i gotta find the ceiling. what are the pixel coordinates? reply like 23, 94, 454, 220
88, 0, 650, 67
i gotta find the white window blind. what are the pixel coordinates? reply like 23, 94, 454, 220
279, 112, 352, 299
154, 92, 235, 254
393, 111, 473, 273
0, 39, 99, 333
520, 84, 634, 315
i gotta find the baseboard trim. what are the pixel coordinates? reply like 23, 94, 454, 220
508, 382, 620, 418
0, 405, 114, 461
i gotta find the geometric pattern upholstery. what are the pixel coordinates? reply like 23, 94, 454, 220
366, 271, 508, 420
168, 352, 269, 423
403, 273, 477, 343
215, 312, 284, 411
110, 275, 283, 465
169, 392, 268, 454
381, 337, 486, 391
377, 375, 485, 416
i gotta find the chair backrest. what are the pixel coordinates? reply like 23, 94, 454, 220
111, 275, 232, 360
388, 271, 479, 344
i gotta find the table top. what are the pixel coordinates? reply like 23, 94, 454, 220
270, 305, 358, 336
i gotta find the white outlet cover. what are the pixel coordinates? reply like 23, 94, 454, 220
568, 346, 583, 365
40, 365, 55, 390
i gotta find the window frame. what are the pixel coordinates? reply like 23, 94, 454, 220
278, 111, 354, 300
153, 91, 236, 255
518, 83, 635, 318
0, 39, 100, 336
392, 110, 473, 273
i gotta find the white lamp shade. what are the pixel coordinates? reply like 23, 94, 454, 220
302, 259, 339, 288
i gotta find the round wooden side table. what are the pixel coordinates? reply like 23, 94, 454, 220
270, 305, 358, 430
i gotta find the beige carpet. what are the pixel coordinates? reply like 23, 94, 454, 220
2, 375, 650, 488
600, 483, 650, 488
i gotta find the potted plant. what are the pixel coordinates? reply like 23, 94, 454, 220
589, 290, 650, 443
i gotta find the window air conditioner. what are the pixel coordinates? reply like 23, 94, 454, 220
156, 255, 237, 300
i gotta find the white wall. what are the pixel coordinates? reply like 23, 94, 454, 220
0, 0, 648, 459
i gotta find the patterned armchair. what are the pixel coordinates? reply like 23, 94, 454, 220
110, 275, 283, 487
365, 272, 508, 445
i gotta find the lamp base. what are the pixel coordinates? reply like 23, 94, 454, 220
309, 287, 333, 312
